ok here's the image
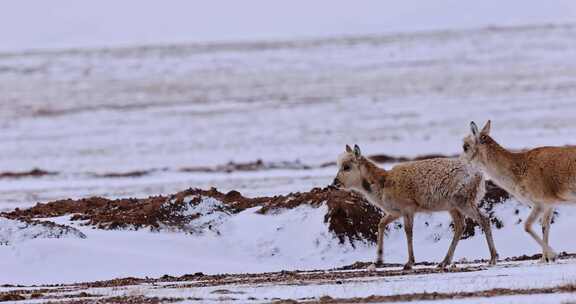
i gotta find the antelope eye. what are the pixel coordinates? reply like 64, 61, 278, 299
479, 135, 488, 143
463, 143, 469, 152
342, 164, 351, 171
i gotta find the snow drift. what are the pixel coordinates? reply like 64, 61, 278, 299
0, 217, 85, 245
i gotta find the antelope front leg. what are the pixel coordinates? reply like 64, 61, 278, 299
461, 206, 499, 265
439, 210, 464, 268
371, 214, 399, 271
524, 205, 556, 262
403, 213, 415, 270
540, 207, 556, 262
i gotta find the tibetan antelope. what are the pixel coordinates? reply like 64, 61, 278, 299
332, 145, 498, 270
463, 120, 576, 262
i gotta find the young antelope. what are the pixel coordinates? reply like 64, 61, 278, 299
332, 145, 498, 270
463, 120, 576, 262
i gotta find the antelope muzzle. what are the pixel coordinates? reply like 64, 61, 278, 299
331, 178, 343, 188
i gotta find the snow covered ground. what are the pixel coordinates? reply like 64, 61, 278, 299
2, 197, 576, 288
2, 23, 576, 207
96, 260, 576, 301
2, 257, 576, 303
1, 22, 576, 302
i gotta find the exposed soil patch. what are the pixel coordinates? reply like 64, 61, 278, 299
0, 169, 57, 179
91, 170, 158, 178
180, 159, 312, 173
42, 296, 183, 304
295, 283, 576, 303
4, 291, 101, 302
4, 194, 175, 231
0, 293, 25, 302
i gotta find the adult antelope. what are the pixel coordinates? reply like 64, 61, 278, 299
332, 145, 498, 270
463, 120, 576, 262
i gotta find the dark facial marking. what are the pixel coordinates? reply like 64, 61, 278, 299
362, 178, 372, 193
463, 143, 470, 152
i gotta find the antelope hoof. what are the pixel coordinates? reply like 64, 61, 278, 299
437, 262, 449, 269
489, 255, 498, 266
540, 251, 557, 263
403, 263, 413, 271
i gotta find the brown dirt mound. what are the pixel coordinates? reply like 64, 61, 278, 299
256, 187, 384, 245
3, 182, 510, 245
2, 187, 380, 244
3, 188, 260, 231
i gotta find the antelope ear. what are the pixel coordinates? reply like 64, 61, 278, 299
345, 145, 353, 153
470, 121, 479, 138
481, 120, 491, 135
353, 144, 362, 158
